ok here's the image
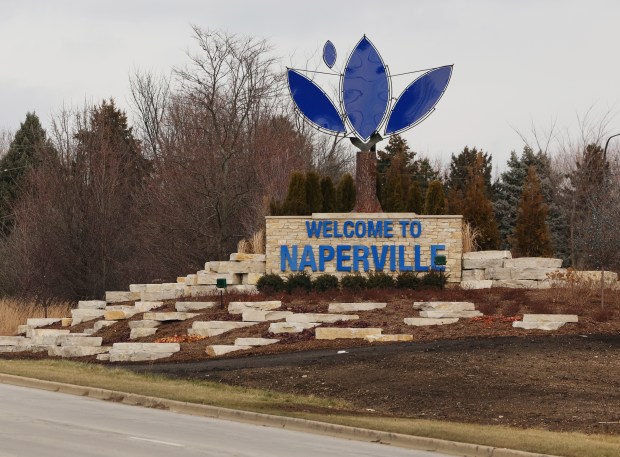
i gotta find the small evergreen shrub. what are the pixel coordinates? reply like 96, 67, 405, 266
396, 271, 421, 289
340, 274, 368, 291
312, 274, 339, 292
366, 271, 395, 289
421, 270, 448, 289
285, 271, 313, 293
256, 274, 285, 293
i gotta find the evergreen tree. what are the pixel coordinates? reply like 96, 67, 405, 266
381, 152, 406, 211
320, 176, 336, 212
511, 166, 553, 257
305, 171, 322, 214
424, 180, 447, 215
269, 198, 283, 216
406, 180, 423, 213
283, 172, 308, 215
446, 146, 493, 201
336, 173, 355, 212
0, 113, 50, 235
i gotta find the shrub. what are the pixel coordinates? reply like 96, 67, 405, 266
285, 271, 312, 293
366, 271, 394, 289
396, 271, 421, 289
256, 274, 285, 293
312, 274, 339, 292
340, 274, 367, 291
420, 271, 448, 289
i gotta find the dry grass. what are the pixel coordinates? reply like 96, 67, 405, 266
0, 298, 72, 336
237, 229, 265, 254
462, 222, 480, 253
0, 359, 618, 457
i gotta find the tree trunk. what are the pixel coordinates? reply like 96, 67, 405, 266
354, 150, 382, 212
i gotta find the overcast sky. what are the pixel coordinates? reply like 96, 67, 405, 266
1, 0, 619, 171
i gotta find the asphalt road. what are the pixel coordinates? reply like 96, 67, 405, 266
0, 383, 450, 457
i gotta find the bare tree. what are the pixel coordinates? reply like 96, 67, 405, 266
0, 129, 13, 159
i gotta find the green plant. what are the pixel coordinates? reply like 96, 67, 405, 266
366, 271, 394, 289
256, 274, 285, 293
421, 271, 448, 289
396, 271, 421, 289
340, 274, 367, 291
312, 274, 339, 292
285, 271, 313, 293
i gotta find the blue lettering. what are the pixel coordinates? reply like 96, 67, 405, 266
399, 220, 409, 237
414, 245, 429, 272
343, 220, 354, 238
281, 245, 298, 271
336, 245, 352, 272
385, 220, 394, 238
318, 245, 335, 271
367, 220, 383, 237
323, 220, 333, 238
431, 244, 446, 271
370, 245, 389, 271
352, 246, 370, 272
333, 221, 343, 238
389, 245, 397, 271
305, 221, 322, 238
354, 220, 366, 237
398, 245, 413, 271
410, 221, 422, 238
298, 245, 317, 271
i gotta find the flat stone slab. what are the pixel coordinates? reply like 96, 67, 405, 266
96, 353, 110, 361
17, 325, 28, 335
71, 309, 106, 325
128, 320, 161, 329
513, 321, 566, 331
129, 284, 147, 293
462, 250, 512, 260
104, 310, 138, 321
111, 342, 180, 353
503, 257, 563, 269
0, 336, 29, 346
48, 346, 110, 358
286, 313, 359, 323
188, 321, 257, 337
268, 322, 319, 334
404, 317, 459, 326
511, 268, 565, 281
484, 267, 513, 281
130, 328, 158, 340
59, 336, 102, 347
108, 351, 175, 362
230, 253, 266, 262
134, 301, 163, 312
242, 310, 292, 322
328, 302, 387, 313
61, 318, 72, 327
105, 291, 141, 303
141, 290, 179, 301
234, 338, 279, 346
460, 280, 493, 290
93, 320, 115, 332
522, 314, 578, 323
492, 279, 538, 289
461, 269, 485, 281
364, 334, 413, 342
419, 310, 483, 318
315, 328, 382, 340
462, 259, 504, 269
142, 312, 199, 322
175, 302, 217, 312
215, 261, 265, 274
228, 301, 281, 314
26, 318, 62, 328
77, 300, 106, 310
206, 345, 252, 357
196, 272, 241, 286
413, 301, 475, 311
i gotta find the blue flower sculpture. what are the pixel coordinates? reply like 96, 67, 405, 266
287, 36, 452, 148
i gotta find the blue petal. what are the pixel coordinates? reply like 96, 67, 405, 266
343, 36, 389, 142
385, 65, 452, 135
287, 69, 345, 133
323, 40, 337, 68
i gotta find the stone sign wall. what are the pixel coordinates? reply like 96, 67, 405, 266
265, 213, 463, 282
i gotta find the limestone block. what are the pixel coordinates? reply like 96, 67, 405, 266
205, 261, 220, 272
128, 320, 161, 329
105, 291, 141, 303
112, 342, 180, 353
503, 257, 563, 269
228, 301, 281, 314
461, 269, 485, 281
404, 318, 459, 326
140, 290, 178, 301
176, 276, 186, 284
59, 336, 102, 347
17, 325, 28, 335
109, 351, 175, 362
96, 353, 110, 361
30, 329, 70, 337
175, 301, 217, 312
413, 301, 475, 311
130, 328, 158, 340
460, 280, 493, 289
364, 334, 413, 342
186, 285, 218, 297
268, 322, 320, 334
511, 268, 564, 281
196, 272, 240, 286
104, 310, 138, 321
522, 314, 578, 323
93, 320, 115, 332
484, 267, 513, 280
48, 346, 110, 358
419, 310, 483, 318
491, 279, 538, 289
513, 321, 565, 331
227, 285, 259, 295
315, 327, 382, 340
71, 309, 106, 325
230, 253, 266, 262
30, 329, 71, 346
134, 301, 163, 312
462, 250, 512, 260
77, 300, 107, 310
184, 275, 197, 286
327, 302, 387, 313
286, 313, 359, 323
216, 261, 266, 274
242, 273, 263, 285
142, 312, 199, 322
0, 336, 28, 346
242, 310, 292, 322
129, 284, 147, 293
191, 321, 256, 330
26, 318, 62, 328
462, 259, 504, 269
206, 345, 252, 357
61, 318, 73, 327
234, 337, 279, 346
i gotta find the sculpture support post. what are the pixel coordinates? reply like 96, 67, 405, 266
354, 149, 382, 212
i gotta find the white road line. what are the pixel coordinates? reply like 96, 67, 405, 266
129, 436, 185, 447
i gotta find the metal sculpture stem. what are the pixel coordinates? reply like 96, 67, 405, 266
354, 150, 382, 212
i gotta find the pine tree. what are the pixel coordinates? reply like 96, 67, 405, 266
336, 173, 356, 212
305, 171, 322, 214
511, 166, 553, 257
283, 172, 308, 215
320, 176, 336, 212
446, 146, 493, 198
0, 112, 50, 235
381, 152, 406, 211
424, 180, 447, 215
406, 180, 423, 213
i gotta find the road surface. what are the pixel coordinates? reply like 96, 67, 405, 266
0, 383, 450, 457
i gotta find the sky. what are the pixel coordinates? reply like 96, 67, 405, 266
1, 0, 619, 173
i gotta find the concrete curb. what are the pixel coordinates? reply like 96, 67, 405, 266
0, 373, 559, 457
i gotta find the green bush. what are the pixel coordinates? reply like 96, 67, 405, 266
312, 274, 339, 292
256, 274, 285, 293
286, 271, 313, 293
366, 271, 395, 289
396, 271, 421, 289
421, 270, 448, 289
340, 274, 368, 291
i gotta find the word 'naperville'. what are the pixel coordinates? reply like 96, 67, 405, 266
280, 219, 446, 272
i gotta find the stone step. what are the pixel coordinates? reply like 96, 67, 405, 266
105, 291, 141, 303
242, 310, 292, 322
460, 280, 493, 290
215, 261, 265, 275
184, 285, 218, 297
315, 328, 382, 340
234, 338, 279, 346
142, 312, 199, 322
196, 272, 240, 286
17, 325, 28, 335
71, 309, 107, 325
59, 336, 103, 347
0, 336, 29, 346
413, 301, 475, 311
130, 328, 158, 340
268, 322, 319, 334
285, 313, 359, 324
96, 353, 110, 361
108, 351, 176, 362
104, 309, 138, 321
0, 345, 49, 353
404, 317, 459, 326
522, 314, 578, 323
364, 334, 413, 342
77, 300, 106, 310
61, 318, 73, 327
503, 257, 563, 269
242, 273, 263, 286
134, 301, 163, 312
175, 302, 217, 312
462, 250, 512, 260
128, 320, 161, 329
48, 346, 110, 358
111, 342, 180, 353
206, 345, 252, 357
29, 329, 71, 346
26, 318, 62, 328
419, 310, 483, 318
188, 321, 257, 338
228, 301, 281, 315
328, 302, 387, 313
229, 253, 266, 262
513, 321, 566, 331
93, 320, 116, 332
